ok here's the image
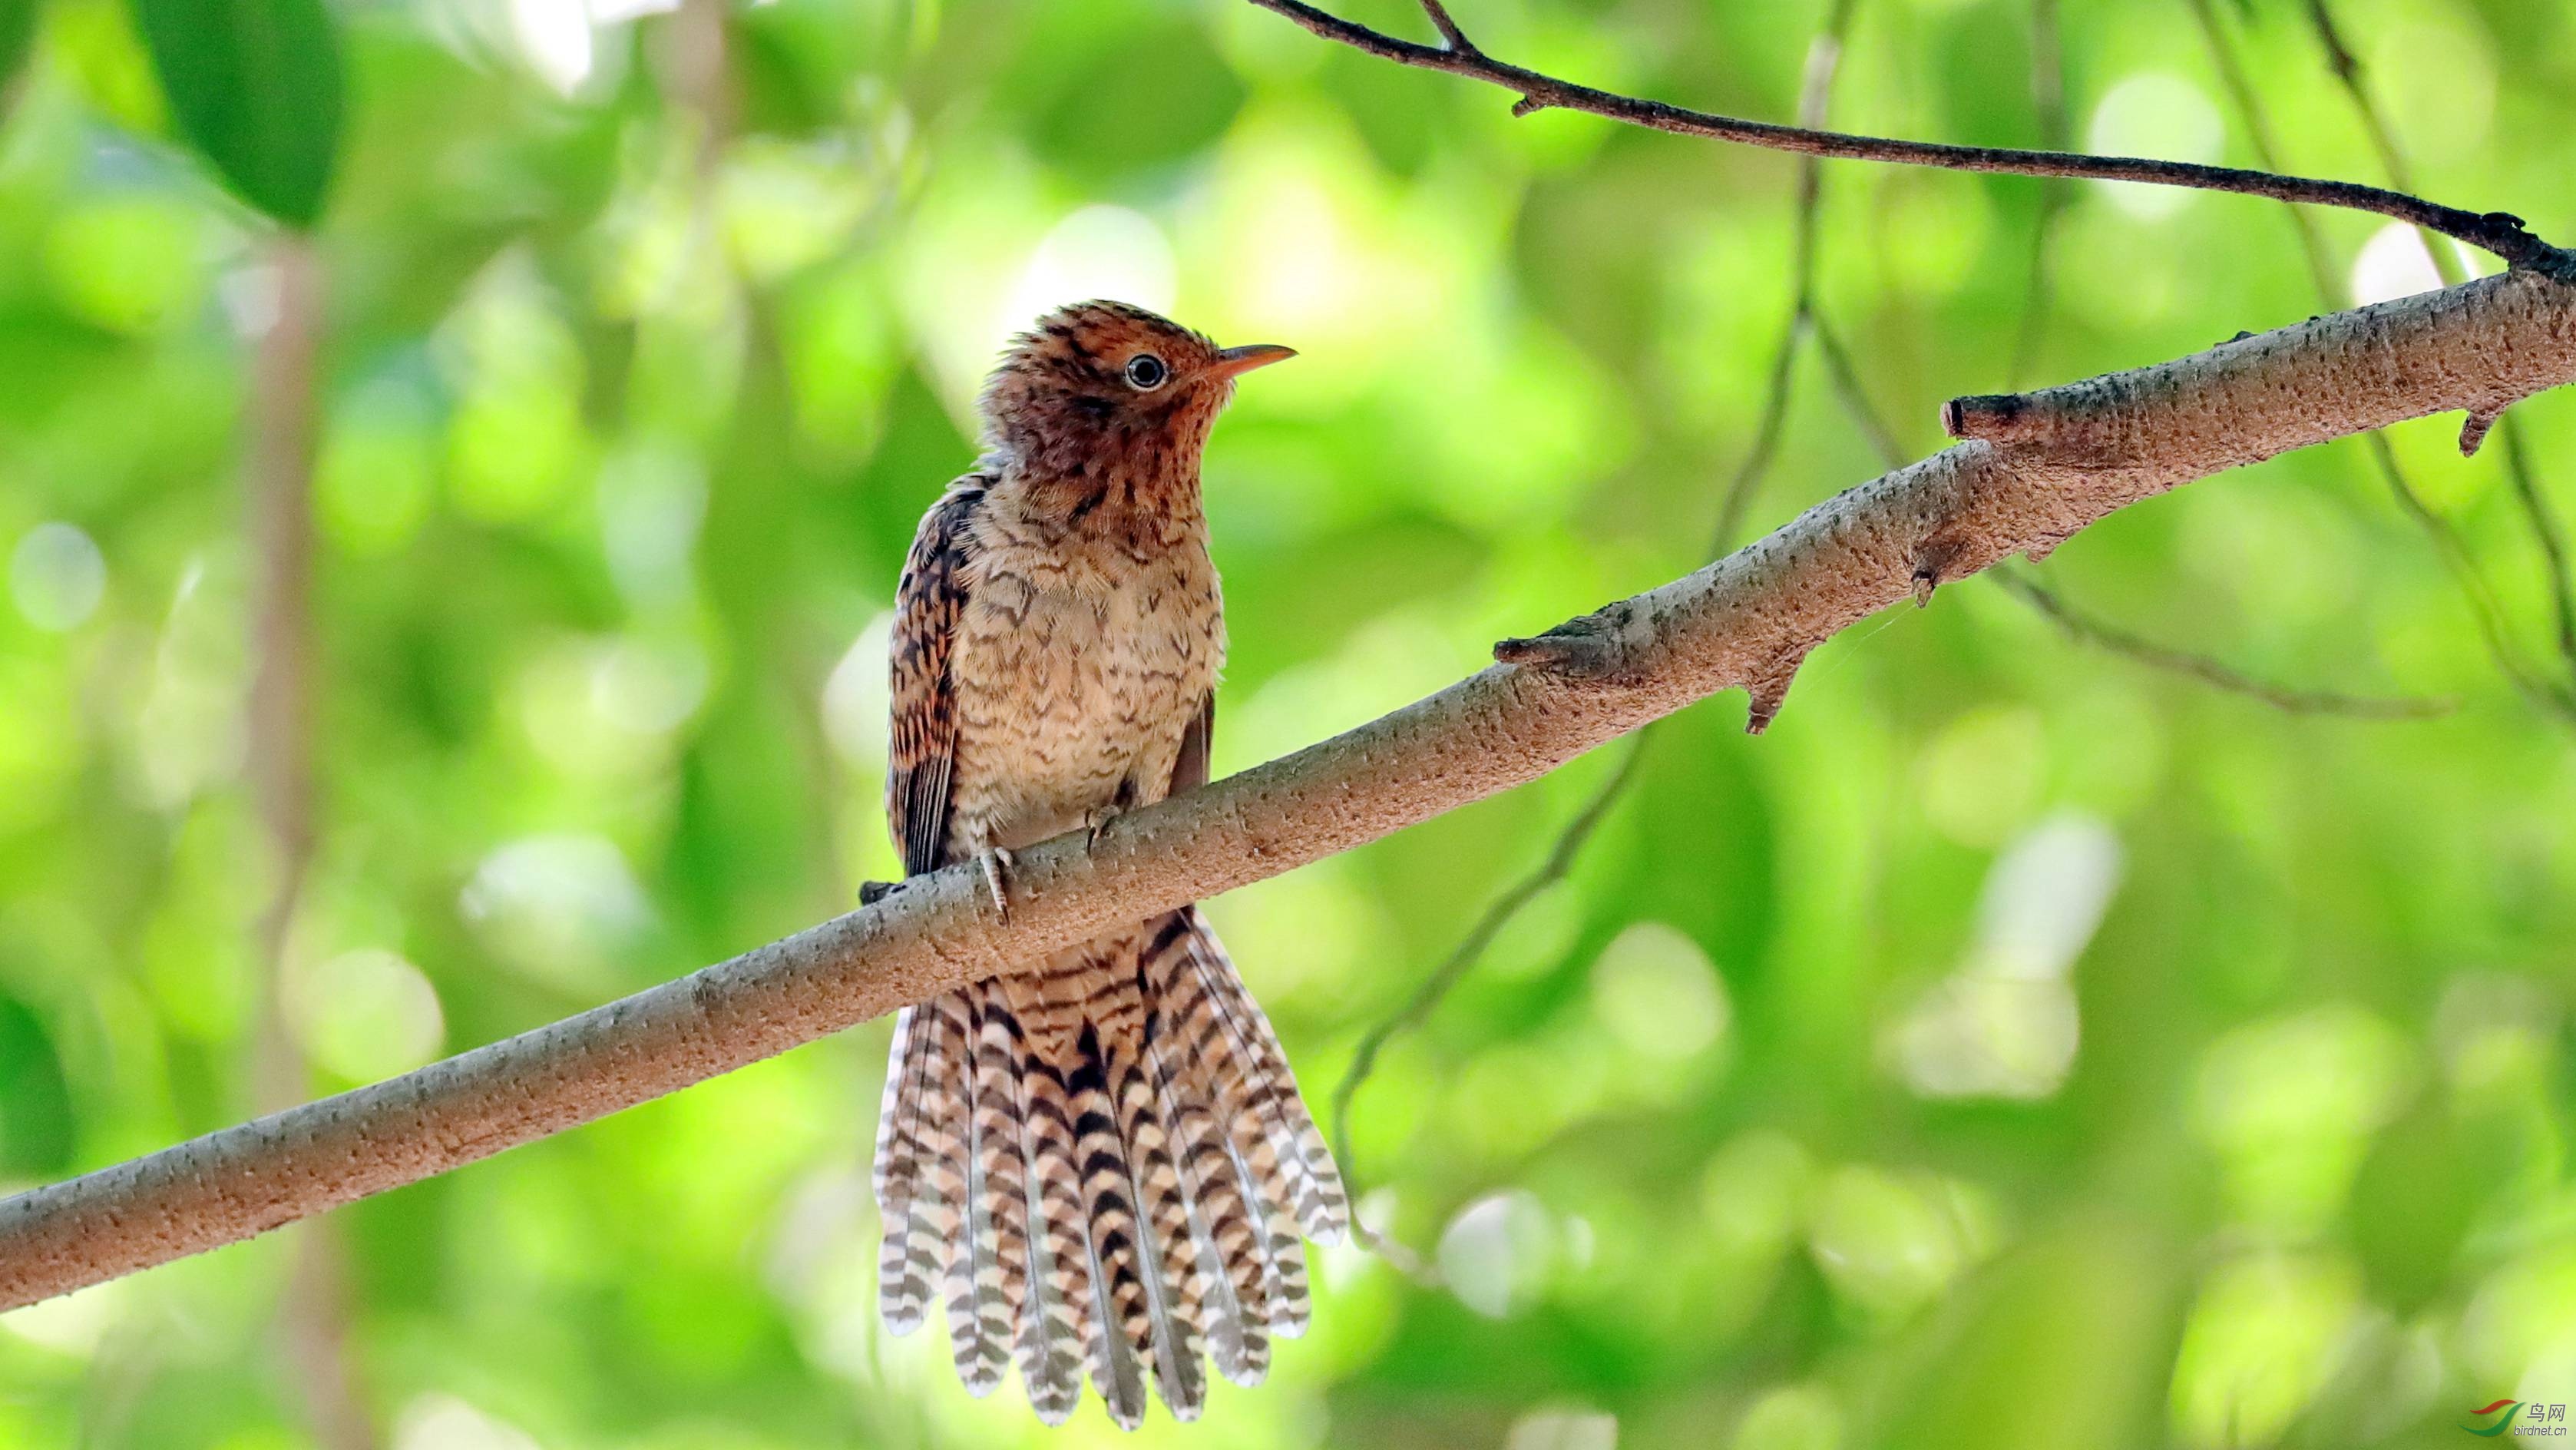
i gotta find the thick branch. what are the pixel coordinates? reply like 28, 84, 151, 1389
1248, 0, 2574, 273
3, 269, 2574, 1310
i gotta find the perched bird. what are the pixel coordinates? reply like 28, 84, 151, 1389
870, 300, 1348, 1428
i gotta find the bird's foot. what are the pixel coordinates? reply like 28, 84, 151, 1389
1081, 805, 1123, 853
977, 847, 1017, 921
858, 879, 908, 907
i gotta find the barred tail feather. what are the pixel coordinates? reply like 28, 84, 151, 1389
872, 914, 1343, 1428
1143, 910, 1328, 1337
1179, 916, 1350, 1244
874, 1001, 964, 1336
1067, 1032, 1154, 1429
1143, 1022, 1275, 1385
923, 996, 983, 1384
1109, 1050, 1211, 1419
950, 988, 1019, 1396
1017, 1052, 1094, 1424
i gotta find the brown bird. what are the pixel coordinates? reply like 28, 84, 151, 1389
870, 300, 1348, 1428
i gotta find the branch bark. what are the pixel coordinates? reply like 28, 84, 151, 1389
2, 265, 2572, 1309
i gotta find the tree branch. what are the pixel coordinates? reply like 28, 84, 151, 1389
1245, 0, 2575, 273
2, 265, 2572, 1309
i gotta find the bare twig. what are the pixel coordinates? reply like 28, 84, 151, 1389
2185, 0, 2336, 290
1340, 0, 1863, 1272
1709, 318, 1809, 552
2186, 0, 2576, 723
1811, 314, 1904, 468
2303, 0, 2423, 220
1329, 734, 1649, 1269
1995, 570, 2451, 718
2502, 422, 2576, 675
2296, 0, 2576, 691
1709, 0, 1857, 550
1246, 0, 2573, 273
2009, 0, 2070, 386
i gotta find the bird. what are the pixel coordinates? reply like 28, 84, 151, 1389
868, 300, 1349, 1428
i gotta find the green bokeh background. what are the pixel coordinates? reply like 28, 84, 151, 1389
3, 0, 2576, 1446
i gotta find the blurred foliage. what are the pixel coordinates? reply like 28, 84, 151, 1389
129, 0, 344, 227
2, 0, 2576, 1448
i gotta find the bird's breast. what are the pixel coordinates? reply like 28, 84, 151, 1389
944, 527, 1224, 853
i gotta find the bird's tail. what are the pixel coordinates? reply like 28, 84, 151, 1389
872, 906, 1347, 1428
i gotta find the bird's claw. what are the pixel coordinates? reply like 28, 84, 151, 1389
1082, 806, 1123, 853
858, 879, 908, 906
978, 847, 1016, 921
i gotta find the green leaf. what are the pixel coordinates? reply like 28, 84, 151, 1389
0, 0, 39, 116
128, 0, 342, 227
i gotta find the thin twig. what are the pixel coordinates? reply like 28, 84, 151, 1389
1343, 0, 1864, 1270
1996, 570, 2452, 717
1708, 315, 1809, 552
2009, 0, 2069, 386
2502, 422, 2576, 675
2297, 0, 2576, 692
2186, 0, 2576, 723
1812, 314, 1904, 468
2303, 0, 2417, 214
2185, 0, 2336, 291
1711, 0, 1857, 548
1330, 736, 1649, 1271
1246, 0, 2573, 272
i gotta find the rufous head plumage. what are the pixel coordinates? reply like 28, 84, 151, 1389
979, 300, 1292, 505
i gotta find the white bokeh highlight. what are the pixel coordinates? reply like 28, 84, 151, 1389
10, 521, 106, 632
1889, 814, 2123, 1100
2086, 75, 2224, 220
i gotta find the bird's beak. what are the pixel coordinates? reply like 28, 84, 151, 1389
1209, 343, 1297, 380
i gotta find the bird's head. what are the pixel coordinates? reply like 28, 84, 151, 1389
978, 300, 1293, 496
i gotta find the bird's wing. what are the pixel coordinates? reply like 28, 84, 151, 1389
886, 475, 990, 878
1168, 690, 1215, 798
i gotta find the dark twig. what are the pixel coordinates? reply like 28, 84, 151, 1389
1709, 316, 1807, 552
1247, 0, 2573, 272
2009, 0, 2070, 386
2183, 0, 2576, 722
1711, 0, 1857, 548
1812, 314, 1904, 468
2297, 0, 2576, 693
2185, 0, 2336, 292
2303, 0, 2415, 205
1996, 570, 2452, 718
2502, 422, 2576, 678
1982, 1, 2462, 720
1328, 734, 1651, 1269
1338, 0, 1867, 1272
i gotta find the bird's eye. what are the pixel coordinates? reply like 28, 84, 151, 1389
1123, 353, 1169, 390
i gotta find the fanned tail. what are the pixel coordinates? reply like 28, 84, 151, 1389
872, 911, 1342, 1428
